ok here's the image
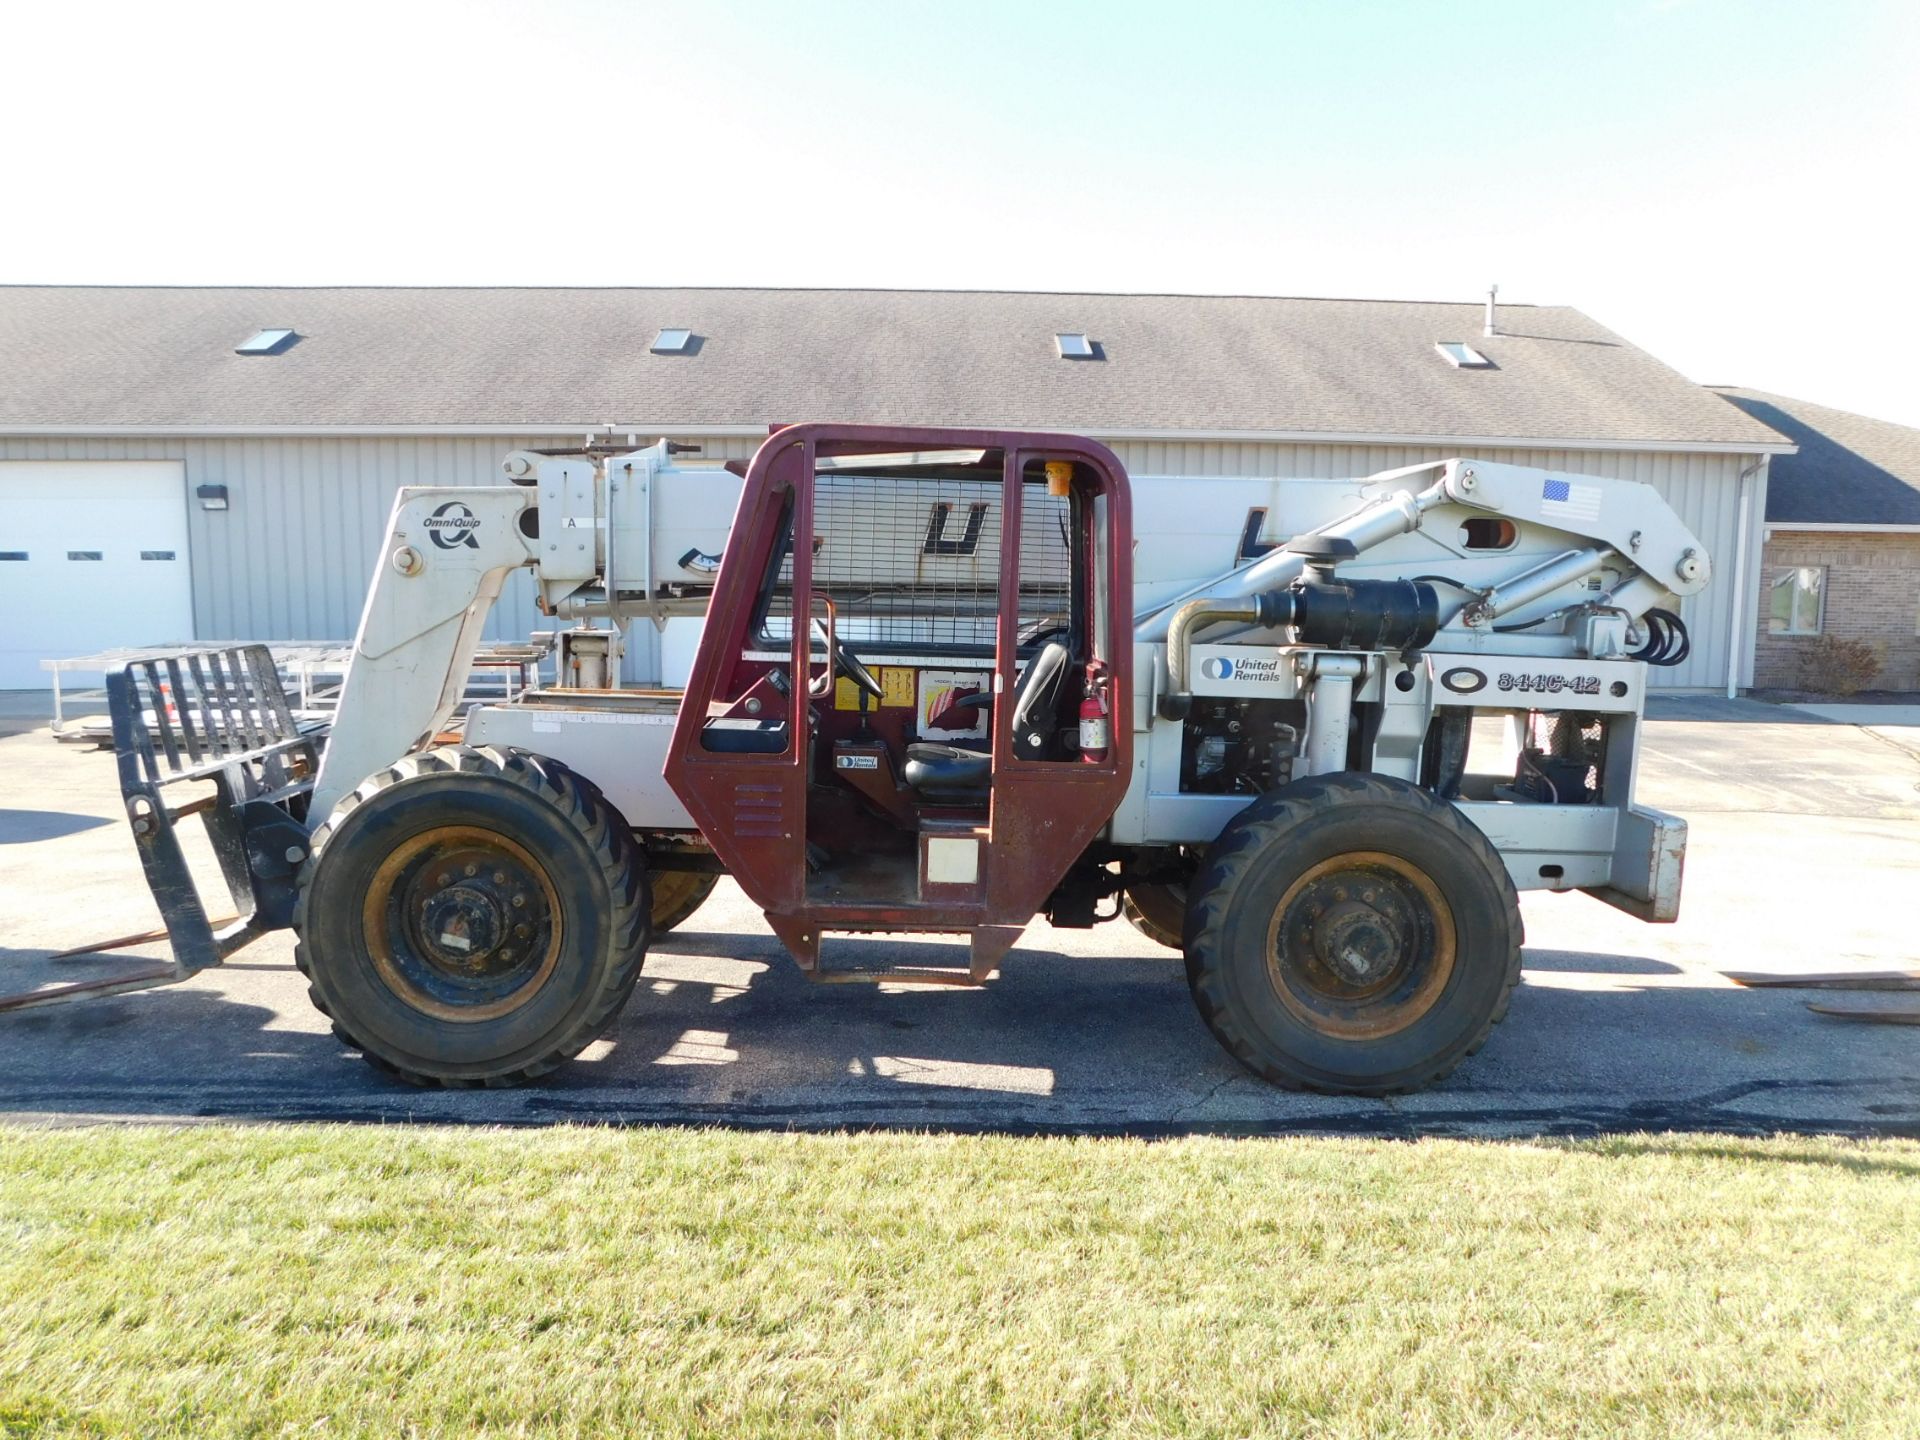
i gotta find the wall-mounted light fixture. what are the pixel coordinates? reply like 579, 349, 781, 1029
196, 483, 230, 511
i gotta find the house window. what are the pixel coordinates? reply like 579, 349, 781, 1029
1768, 566, 1825, 636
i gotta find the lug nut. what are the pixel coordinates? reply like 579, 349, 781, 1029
493, 871, 507, 885
464, 864, 478, 878
512, 893, 527, 909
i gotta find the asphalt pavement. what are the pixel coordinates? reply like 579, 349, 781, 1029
3, 695, 1917, 1136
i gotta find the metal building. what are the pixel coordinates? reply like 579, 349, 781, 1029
0, 287, 1790, 691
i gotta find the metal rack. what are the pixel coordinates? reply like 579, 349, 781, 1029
41, 639, 553, 742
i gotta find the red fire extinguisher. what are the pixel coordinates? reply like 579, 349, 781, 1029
1078, 660, 1110, 765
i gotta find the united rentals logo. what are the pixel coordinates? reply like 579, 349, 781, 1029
424, 501, 481, 550
1201, 654, 1286, 683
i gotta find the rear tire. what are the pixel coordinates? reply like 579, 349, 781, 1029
1121, 883, 1187, 950
1183, 772, 1521, 1095
648, 869, 719, 934
294, 746, 650, 1087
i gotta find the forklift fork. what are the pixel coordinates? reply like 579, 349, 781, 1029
0, 646, 320, 1013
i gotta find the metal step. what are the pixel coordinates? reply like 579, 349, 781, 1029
808, 965, 983, 988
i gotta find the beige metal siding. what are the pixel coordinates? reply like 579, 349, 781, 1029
0, 434, 559, 646
0, 433, 1750, 690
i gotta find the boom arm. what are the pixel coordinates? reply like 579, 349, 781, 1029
310, 441, 749, 819
1138, 457, 1713, 713
311, 487, 540, 818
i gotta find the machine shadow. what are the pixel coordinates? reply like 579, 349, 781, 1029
0, 808, 111, 843
1643, 695, 1830, 725
1519, 949, 1685, 975
541, 936, 1920, 1140
0, 945, 378, 1120
2, 939, 1914, 1140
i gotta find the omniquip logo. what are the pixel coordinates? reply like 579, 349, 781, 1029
1201, 656, 1234, 681
424, 501, 482, 550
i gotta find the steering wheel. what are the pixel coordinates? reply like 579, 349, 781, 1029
811, 617, 885, 700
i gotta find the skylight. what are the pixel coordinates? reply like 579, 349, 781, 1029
651, 327, 694, 354
1055, 332, 1095, 360
235, 328, 296, 356
1435, 341, 1493, 369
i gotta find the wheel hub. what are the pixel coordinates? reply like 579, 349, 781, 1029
1312, 899, 1403, 987
1265, 851, 1457, 1040
418, 883, 508, 975
364, 828, 563, 1023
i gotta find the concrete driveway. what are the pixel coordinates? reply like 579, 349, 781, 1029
3, 696, 1917, 1136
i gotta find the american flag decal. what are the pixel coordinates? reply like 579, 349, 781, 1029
1541, 476, 1602, 525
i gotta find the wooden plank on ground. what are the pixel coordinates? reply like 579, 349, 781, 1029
1806, 1001, 1920, 1025
1724, 970, 1920, 991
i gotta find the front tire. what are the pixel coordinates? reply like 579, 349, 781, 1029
294, 746, 650, 1087
1183, 772, 1521, 1095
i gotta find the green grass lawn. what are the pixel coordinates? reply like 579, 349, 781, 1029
2, 1128, 1916, 1438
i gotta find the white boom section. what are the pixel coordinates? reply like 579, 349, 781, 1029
517, 445, 1710, 654
313, 443, 1710, 826
312, 487, 541, 818
1133, 457, 1710, 649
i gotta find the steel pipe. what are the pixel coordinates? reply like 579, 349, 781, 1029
1160, 593, 1287, 720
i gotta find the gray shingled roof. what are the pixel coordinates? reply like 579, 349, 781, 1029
0, 286, 1787, 449
1713, 388, 1920, 525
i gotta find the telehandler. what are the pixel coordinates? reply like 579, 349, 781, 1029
6, 423, 1706, 1094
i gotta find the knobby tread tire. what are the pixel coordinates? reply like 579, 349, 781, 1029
1121, 884, 1187, 951
293, 745, 649, 1088
647, 869, 720, 935
1182, 771, 1523, 1096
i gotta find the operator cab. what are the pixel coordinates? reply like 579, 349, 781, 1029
665, 426, 1133, 978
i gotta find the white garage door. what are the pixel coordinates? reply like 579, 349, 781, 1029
0, 461, 195, 689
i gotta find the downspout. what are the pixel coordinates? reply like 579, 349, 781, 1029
1724, 457, 1763, 700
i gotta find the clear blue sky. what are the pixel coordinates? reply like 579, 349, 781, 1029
6, 0, 1917, 422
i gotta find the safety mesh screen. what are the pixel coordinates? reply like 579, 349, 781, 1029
1522, 710, 1608, 803
759, 474, 1071, 652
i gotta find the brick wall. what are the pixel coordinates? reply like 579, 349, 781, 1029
1754, 530, 1920, 690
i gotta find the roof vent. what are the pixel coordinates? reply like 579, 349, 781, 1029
1055, 332, 1097, 360
651, 327, 694, 354
235, 328, 296, 356
1435, 341, 1494, 369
